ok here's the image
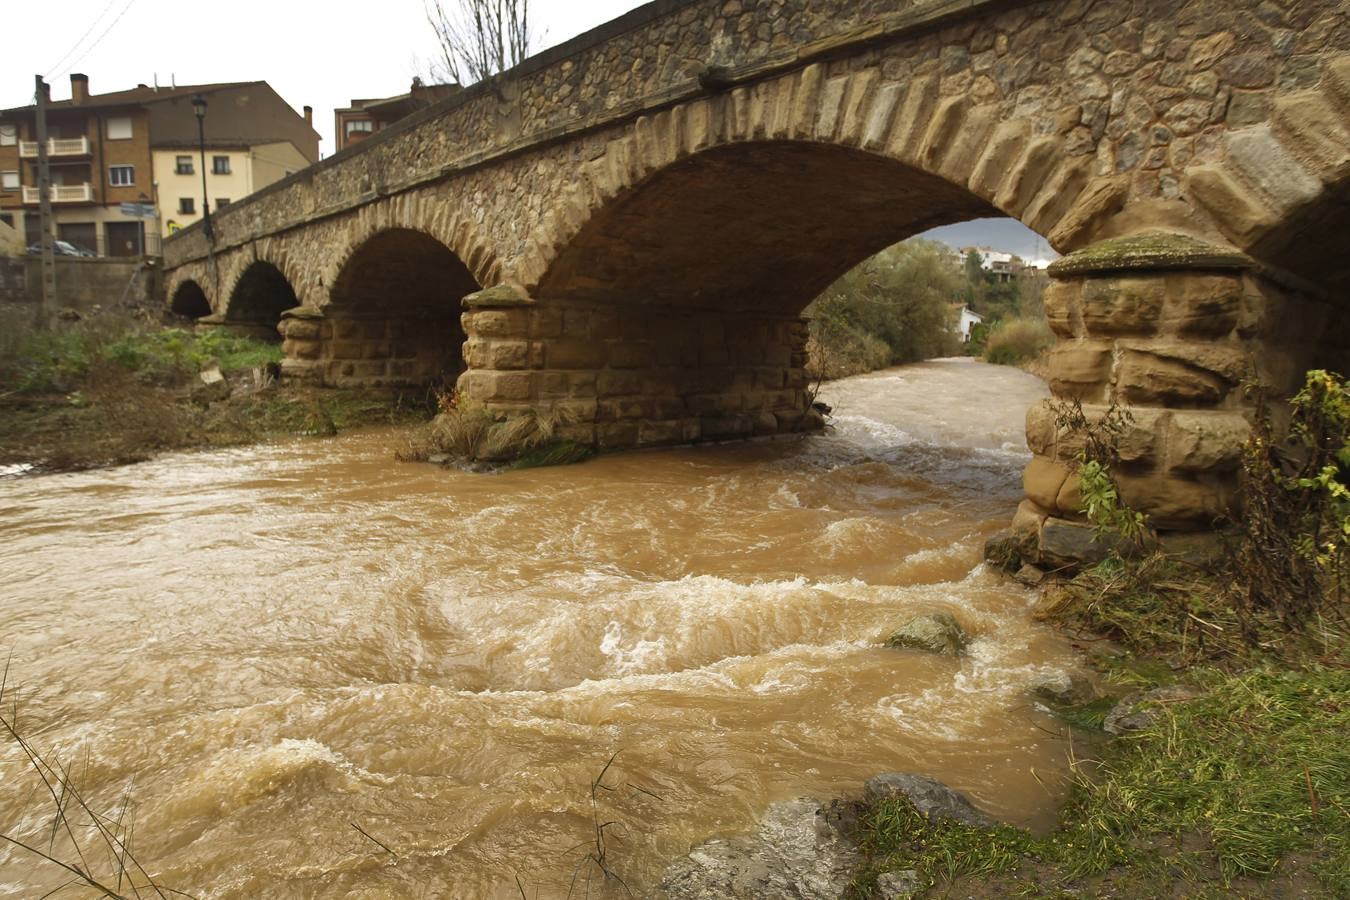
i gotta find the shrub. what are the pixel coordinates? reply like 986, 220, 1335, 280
401, 390, 585, 465
982, 316, 1054, 366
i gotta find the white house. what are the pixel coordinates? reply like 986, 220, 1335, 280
953, 305, 984, 342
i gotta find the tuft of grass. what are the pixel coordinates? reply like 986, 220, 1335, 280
853, 664, 1350, 897
851, 799, 1034, 896
401, 391, 585, 466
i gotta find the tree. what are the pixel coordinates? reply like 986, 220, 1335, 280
425, 0, 532, 85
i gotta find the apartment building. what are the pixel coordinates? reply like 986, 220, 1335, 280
0, 75, 319, 256
334, 79, 461, 153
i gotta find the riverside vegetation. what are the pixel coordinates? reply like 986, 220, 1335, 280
852, 370, 1349, 898
0, 307, 434, 473
804, 239, 1054, 383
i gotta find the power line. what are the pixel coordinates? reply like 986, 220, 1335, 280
55, 0, 140, 80
44, 0, 122, 78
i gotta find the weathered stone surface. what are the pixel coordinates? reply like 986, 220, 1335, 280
885, 612, 968, 656
1023, 456, 1072, 512
1044, 342, 1113, 398
877, 870, 923, 899
1166, 411, 1250, 473
1104, 685, 1203, 735
1116, 350, 1230, 407
1048, 232, 1252, 278
1115, 471, 1231, 530
661, 798, 859, 900
1038, 517, 1118, 567
863, 774, 993, 828
1161, 273, 1242, 336
1029, 669, 1098, 705
1080, 276, 1164, 334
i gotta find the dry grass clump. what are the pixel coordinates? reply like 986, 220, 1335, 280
399, 390, 590, 467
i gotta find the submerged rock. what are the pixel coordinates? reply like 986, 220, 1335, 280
661, 797, 860, 899
863, 773, 993, 829
885, 612, 968, 656
876, 869, 924, 899
1103, 685, 1204, 735
1028, 670, 1098, 705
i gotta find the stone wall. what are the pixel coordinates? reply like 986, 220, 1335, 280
1017, 232, 1349, 543
457, 291, 819, 449
277, 307, 463, 388
0, 257, 160, 312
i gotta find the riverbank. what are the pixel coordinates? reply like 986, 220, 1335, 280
0, 317, 434, 474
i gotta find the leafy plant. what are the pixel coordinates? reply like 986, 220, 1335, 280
1050, 398, 1149, 547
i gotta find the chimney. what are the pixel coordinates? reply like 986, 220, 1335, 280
303, 105, 313, 127
39, 80, 51, 103
70, 73, 89, 105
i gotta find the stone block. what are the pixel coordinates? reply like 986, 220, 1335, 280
330, 340, 364, 360
1161, 274, 1241, 337
597, 370, 643, 397
463, 339, 490, 369
638, 419, 688, 446
1117, 407, 1166, 465
462, 371, 532, 403
1038, 517, 1114, 567
590, 308, 622, 340
567, 372, 598, 397
1080, 276, 1164, 335
283, 338, 321, 360
1025, 399, 1058, 456
753, 411, 779, 435
1024, 456, 1072, 511
597, 421, 640, 449
1117, 352, 1227, 406
547, 339, 607, 370
471, 309, 530, 339
490, 340, 530, 370
1167, 411, 1250, 474
1011, 499, 1051, 537
1115, 471, 1233, 530
282, 319, 321, 341
1045, 341, 1113, 398
700, 415, 754, 439
562, 309, 590, 339
530, 307, 563, 338
609, 342, 655, 369
537, 371, 569, 397
598, 397, 653, 421
1042, 280, 1082, 338
699, 345, 731, 367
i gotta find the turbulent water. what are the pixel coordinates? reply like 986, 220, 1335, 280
0, 358, 1078, 898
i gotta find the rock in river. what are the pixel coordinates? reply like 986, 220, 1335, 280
885, 612, 968, 656
863, 773, 993, 828
661, 797, 860, 899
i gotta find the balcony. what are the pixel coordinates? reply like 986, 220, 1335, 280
18, 137, 91, 158
22, 184, 94, 203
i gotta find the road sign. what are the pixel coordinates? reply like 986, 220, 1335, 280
120, 202, 156, 218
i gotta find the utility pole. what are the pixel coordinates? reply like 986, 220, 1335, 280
34, 75, 55, 327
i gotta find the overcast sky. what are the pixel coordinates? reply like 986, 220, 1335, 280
6, 0, 1051, 260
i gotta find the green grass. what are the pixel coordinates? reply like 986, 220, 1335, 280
1, 325, 282, 394
853, 664, 1350, 897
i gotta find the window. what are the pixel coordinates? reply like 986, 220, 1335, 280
175, 155, 194, 175
178, 197, 195, 214
0, 171, 17, 191
216, 198, 230, 209
212, 155, 231, 175
106, 117, 132, 140
0, 124, 15, 146
109, 165, 134, 187
344, 119, 373, 138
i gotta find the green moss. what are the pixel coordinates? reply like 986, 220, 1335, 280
1049, 232, 1252, 278
509, 439, 595, 469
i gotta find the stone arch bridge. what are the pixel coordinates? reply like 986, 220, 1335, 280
163, 0, 1350, 542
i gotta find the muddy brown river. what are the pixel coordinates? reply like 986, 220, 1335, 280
0, 358, 1079, 898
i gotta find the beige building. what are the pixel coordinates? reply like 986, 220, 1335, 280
155, 140, 311, 237
0, 76, 318, 255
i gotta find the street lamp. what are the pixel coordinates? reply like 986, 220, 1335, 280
191, 94, 212, 242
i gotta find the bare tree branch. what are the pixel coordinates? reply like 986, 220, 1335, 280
424, 0, 532, 85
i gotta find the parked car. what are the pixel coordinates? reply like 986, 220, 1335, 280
26, 240, 96, 258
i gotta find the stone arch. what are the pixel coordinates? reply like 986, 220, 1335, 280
169, 279, 211, 320
316, 226, 482, 388
323, 192, 502, 299
519, 61, 1116, 293
222, 260, 299, 341
1183, 56, 1350, 300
